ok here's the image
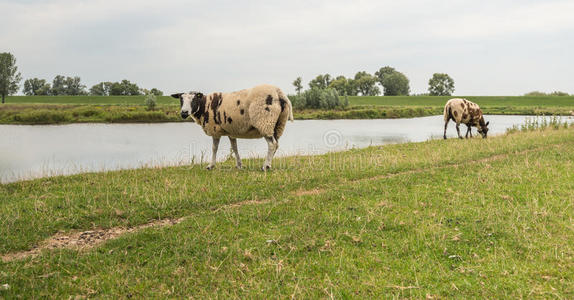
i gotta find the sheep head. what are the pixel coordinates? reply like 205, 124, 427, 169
171, 92, 204, 120
477, 119, 490, 138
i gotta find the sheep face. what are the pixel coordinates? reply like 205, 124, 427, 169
477, 120, 490, 138
171, 92, 203, 120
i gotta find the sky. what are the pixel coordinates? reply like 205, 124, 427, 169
1, 0, 573, 96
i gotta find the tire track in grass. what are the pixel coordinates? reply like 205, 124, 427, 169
292, 143, 563, 200
1, 142, 566, 262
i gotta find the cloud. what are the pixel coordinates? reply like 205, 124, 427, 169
1, 0, 573, 95
429, 0, 574, 39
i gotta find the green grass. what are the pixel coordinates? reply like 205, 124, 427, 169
348, 95, 574, 107
0, 104, 185, 124
4, 95, 177, 105
2, 127, 574, 298
346, 95, 574, 118
1, 95, 574, 124
6, 95, 574, 107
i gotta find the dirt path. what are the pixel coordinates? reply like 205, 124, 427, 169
2, 218, 185, 262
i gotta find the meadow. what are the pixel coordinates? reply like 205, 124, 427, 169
1, 95, 573, 124
1, 125, 573, 298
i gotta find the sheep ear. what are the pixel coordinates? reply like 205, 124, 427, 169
170, 93, 183, 99
195, 92, 203, 98
486, 121, 490, 126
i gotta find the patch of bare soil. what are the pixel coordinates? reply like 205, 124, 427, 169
2, 217, 185, 262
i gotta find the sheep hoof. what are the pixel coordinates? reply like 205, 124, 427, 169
206, 165, 215, 170
443, 136, 447, 140
236, 164, 243, 169
261, 165, 271, 171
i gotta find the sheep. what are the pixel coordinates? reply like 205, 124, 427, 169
443, 98, 490, 139
171, 84, 294, 171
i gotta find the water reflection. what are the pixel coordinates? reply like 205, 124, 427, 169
1, 115, 572, 183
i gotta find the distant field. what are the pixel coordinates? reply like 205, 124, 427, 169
348, 95, 574, 107
6, 95, 574, 108
1, 127, 574, 298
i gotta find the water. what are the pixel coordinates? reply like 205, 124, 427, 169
1, 115, 571, 183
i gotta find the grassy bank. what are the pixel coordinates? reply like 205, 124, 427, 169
1, 104, 442, 124
1, 95, 573, 124
347, 95, 574, 107
2, 127, 574, 297
0, 104, 184, 124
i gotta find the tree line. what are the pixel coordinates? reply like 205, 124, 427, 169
2, 52, 572, 105
22, 77, 163, 97
0, 52, 163, 103
293, 66, 456, 97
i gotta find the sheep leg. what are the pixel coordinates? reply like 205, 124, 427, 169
229, 137, 242, 169
465, 125, 471, 138
443, 119, 449, 139
262, 136, 278, 171
273, 138, 279, 156
207, 137, 220, 170
456, 123, 463, 139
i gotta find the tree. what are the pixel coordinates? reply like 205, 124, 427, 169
110, 79, 141, 96
374, 66, 396, 84
50, 75, 87, 95
428, 73, 455, 96
0, 52, 22, 103
90, 82, 113, 96
23, 78, 51, 96
550, 91, 569, 96
353, 71, 380, 96
292, 77, 303, 95
308, 74, 332, 90
36, 83, 52, 95
328, 75, 357, 96
64, 76, 87, 95
375, 66, 410, 96
51, 75, 67, 95
150, 88, 163, 96
382, 72, 410, 96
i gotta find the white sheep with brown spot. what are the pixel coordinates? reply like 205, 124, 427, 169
443, 98, 490, 139
172, 84, 294, 171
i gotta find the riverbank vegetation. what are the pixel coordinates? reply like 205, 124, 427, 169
1, 126, 573, 298
1, 95, 573, 124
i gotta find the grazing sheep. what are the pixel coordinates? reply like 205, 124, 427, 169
172, 84, 294, 171
443, 98, 490, 139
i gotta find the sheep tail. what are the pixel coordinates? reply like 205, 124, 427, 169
288, 98, 294, 122
444, 104, 450, 122
278, 89, 294, 122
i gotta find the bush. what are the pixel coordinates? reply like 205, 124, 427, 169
291, 88, 345, 110
524, 91, 547, 96
144, 94, 157, 111
71, 107, 103, 118
104, 111, 170, 123
11, 110, 73, 124
289, 94, 306, 110
524, 91, 570, 97
507, 116, 571, 133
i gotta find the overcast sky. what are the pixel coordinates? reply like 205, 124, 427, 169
1, 0, 573, 95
